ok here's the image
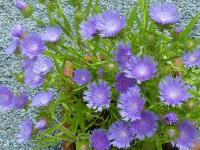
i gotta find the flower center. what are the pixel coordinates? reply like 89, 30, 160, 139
81, 76, 86, 81
189, 55, 196, 62
138, 65, 147, 76
120, 130, 127, 138
168, 90, 178, 99
106, 21, 118, 32
32, 44, 39, 51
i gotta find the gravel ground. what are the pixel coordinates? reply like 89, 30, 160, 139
0, 0, 199, 149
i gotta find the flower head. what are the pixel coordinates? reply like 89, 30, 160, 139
149, 3, 180, 25
130, 111, 158, 140
83, 80, 111, 111
42, 27, 62, 42
13, 90, 28, 109
80, 15, 99, 39
22, 57, 37, 69
97, 10, 125, 37
6, 39, 19, 54
11, 25, 25, 39
164, 112, 178, 125
0, 86, 13, 111
115, 72, 136, 93
90, 129, 110, 150
123, 55, 157, 82
118, 86, 145, 121
182, 49, 200, 68
159, 76, 191, 106
16, 0, 28, 11
21, 33, 45, 58
35, 119, 47, 132
173, 120, 198, 150
31, 91, 53, 107
73, 69, 91, 86
108, 121, 133, 148
17, 118, 33, 144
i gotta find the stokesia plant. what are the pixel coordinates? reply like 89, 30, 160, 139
2, 0, 200, 149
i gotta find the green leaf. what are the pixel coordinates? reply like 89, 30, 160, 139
84, 0, 93, 18
127, 4, 138, 27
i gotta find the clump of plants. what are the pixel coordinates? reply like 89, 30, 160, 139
1, 0, 200, 149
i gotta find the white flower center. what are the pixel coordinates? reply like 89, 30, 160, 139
138, 65, 147, 76
106, 20, 118, 32
189, 55, 196, 62
81, 76, 86, 81
120, 130, 127, 138
168, 90, 178, 99
32, 44, 39, 51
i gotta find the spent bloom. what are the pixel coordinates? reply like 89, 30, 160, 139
149, 3, 180, 25
16, 0, 28, 11
35, 119, 47, 132
21, 33, 45, 58
130, 111, 158, 140
0, 86, 13, 111
108, 120, 133, 148
13, 90, 28, 109
118, 86, 145, 121
164, 112, 178, 125
83, 80, 111, 111
11, 25, 25, 39
90, 129, 110, 150
182, 49, 200, 68
16, 118, 33, 144
97, 10, 126, 37
31, 91, 53, 107
6, 38, 19, 54
123, 55, 157, 82
173, 120, 198, 150
42, 27, 62, 42
159, 76, 191, 106
73, 69, 91, 86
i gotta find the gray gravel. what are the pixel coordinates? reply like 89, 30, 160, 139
0, 0, 199, 149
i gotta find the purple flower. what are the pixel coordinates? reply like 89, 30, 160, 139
182, 49, 200, 68
83, 80, 111, 111
164, 112, 178, 125
149, 3, 180, 25
32, 55, 52, 75
98, 68, 103, 77
24, 69, 44, 88
118, 86, 145, 121
108, 121, 133, 148
175, 26, 183, 33
90, 129, 110, 150
123, 55, 157, 82
130, 111, 158, 140
11, 25, 25, 39
0, 86, 13, 111
5, 38, 19, 54
97, 10, 126, 37
13, 90, 28, 109
16, 0, 28, 11
114, 42, 132, 68
80, 15, 99, 40
159, 76, 191, 106
31, 91, 53, 107
35, 119, 47, 132
21, 33, 45, 58
42, 27, 62, 42
16, 118, 33, 144
115, 72, 136, 93
73, 69, 91, 86
173, 120, 198, 150
22, 57, 37, 69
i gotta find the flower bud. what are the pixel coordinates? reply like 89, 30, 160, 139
16, 1, 28, 11
63, 61, 73, 78
167, 127, 178, 139
185, 39, 197, 50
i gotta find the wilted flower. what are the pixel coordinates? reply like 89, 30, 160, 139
97, 10, 125, 37
11, 25, 25, 39
13, 90, 28, 109
31, 91, 53, 107
0, 86, 13, 111
90, 129, 110, 150
159, 76, 191, 106
130, 111, 158, 140
17, 118, 33, 144
108, 120, 133, 148
42, 27, 62, 42
5, 38, 19, 54
16, 0, 28, 11
182, 49, 200, 68
149, 3, 180, 25
164, 112, 178, 125
123, 55, 157, 82
34, 119, 47, 132
73, 69, 91, 86
83, 80, 111, 111
21, 33, 45, 58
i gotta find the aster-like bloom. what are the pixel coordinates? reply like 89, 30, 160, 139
80, 15, 99, 39
149, 3, 180, 25
0, 86, 13, 111
173, 120, 198, 150
130, 111, 158, 140
115, 72, 136, 93
164, 112, 178, 125
13, 90, 28, 109
114, 42, 132, 68
159, 76, 191, 106
35, 119, 47, 132
16, 0, 28, 11
83, 80, 111, 111
16, 118, 33, 144
73, 69, 91, 86
118, 86, 145, 121
97, 10, 125, 37
90, 129, 110, 150
6, 38, 19, 54
31, 91, 53, 107
32, 55, 52, 75
24, 69, 44, 88
123, 55, 157, 82
42, 27, 62, 42
21, 33, 45, 58
182, 49, 200, 68
108, 121, 133, 148
11, 25, 25, 39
